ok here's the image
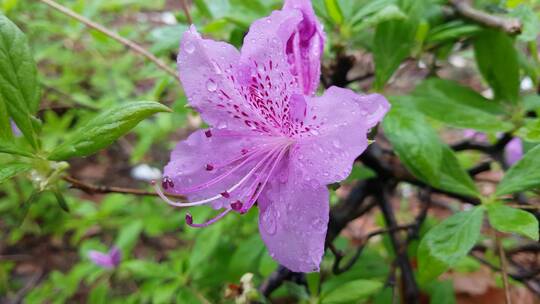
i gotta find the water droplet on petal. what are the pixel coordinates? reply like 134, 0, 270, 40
261, 205, 277, 235
217, 121, 227, 129
206, 79, 217, 92
310, 129, 319, 136
184, 42, 195, 54
311, 218, 326, 231
332, 140, 341, 148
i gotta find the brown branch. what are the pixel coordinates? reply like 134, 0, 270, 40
449, 0, 521, 35
38, 0, 180, 83
332, 224, 415, 274
180, 0, 193, 24
496, 233, 512, 304
62, 176, 185, 199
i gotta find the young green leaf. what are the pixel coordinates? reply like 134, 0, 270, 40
0, 99, 13, 142
418, 206, 484, 284
408, 79, 513, 132
0, 163, 31, 184
0, 14, 40, 148
352, 5, 407, 32
324, 0, 344, 25
48, 101, 170, 161
321, 279, 382, 304
0, 140, 34, 157
496, 144, 540, 196
383, 99, 479, 197
516, 118, 540, 142
487, 203, 539, 240
474, 29, 519, 103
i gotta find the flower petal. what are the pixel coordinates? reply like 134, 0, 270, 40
258, 168, 329, 273
178, 26, 258, 131
292, 87, 390, 184
88, 251, 114, 268
283, 0, 325, 95
163, 129, 275, 209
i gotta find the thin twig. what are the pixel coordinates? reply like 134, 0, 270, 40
63, 176, 185, 199
496, 233, 512, 304
180, 0, 193, 24
449, 0, 521, 35
38, 0, 180, 83
332, 224, 414, 274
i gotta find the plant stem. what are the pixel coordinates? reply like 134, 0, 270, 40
37, 0, 180, 83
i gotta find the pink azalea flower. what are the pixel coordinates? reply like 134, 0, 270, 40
283, 0, 325, 96
88, 247, 121, 269
154, 1, 390, 272
504, 137, 523, 166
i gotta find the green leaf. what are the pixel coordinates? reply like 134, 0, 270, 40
510, 5, 540, 42
115, 220, 143, 253
53, 189, 70, 212
487, 202, 539, 240
321, 279, 382, 304
350, 0, 395, 26
0, 98, 13, 142
0, 163, 31, 184
324, 0, 344, 25
418, 206, 484, 284
408, 79, 513, 132
352, 4, 407, 32
48, 101, 170, 161
373, 19, 416, 89
0, 14, 40, 148
474, 29, 519, 103
517, 118, 540, 142
383, 100, 479, 197
426, 20, 481, 44
0, 141, 34, 157
496, 144, 540, 195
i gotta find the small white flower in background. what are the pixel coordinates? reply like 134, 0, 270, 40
449, 55, 467, 68
521, 77, 533, 91
161, 12, 177, 25
131, 164, 162, 182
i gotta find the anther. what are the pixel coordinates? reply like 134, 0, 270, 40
204, 130, 212, 138
231, 200, 243, 211
205, 164, 214, 171
221, 191, 230, 198
162, 176, 174, 190
185, 213, 193, 225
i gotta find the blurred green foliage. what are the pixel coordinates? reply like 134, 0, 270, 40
1, 0, 540, 303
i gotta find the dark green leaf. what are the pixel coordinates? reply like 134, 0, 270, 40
0, 98, 13, 142
408, 78, 512, 132
496, 144, 540, 195
0, 14, 40, 148
48, 101, 170, 161
0, 163, 31, 184
487, 202, 539, 240
53, 189, 70, 213
383, 100, 479, 196
474, 29, 519, 103
418, 206, 484, 283
373, 19, 416, 89
321, 279, 382, 304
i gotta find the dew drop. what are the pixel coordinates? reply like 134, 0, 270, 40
332, 140, 341, 148
217, 121, 227, 129
311, 218, 326, 231
261, 205, 277, 235
184, 42, 195, 54
206, 79, 217, 92
310, 129, 319, 136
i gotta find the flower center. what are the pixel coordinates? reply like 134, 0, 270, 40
153, 136, 294, 227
